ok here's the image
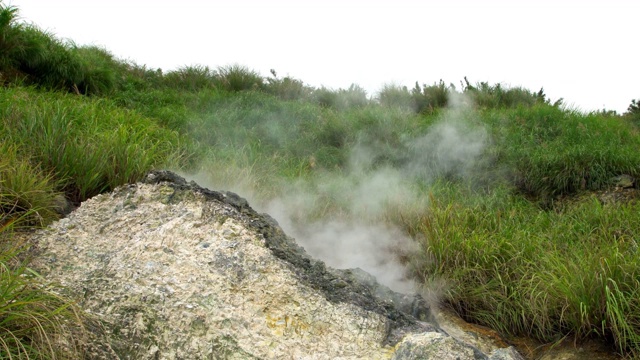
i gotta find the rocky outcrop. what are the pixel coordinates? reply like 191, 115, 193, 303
30, 170, 523, 359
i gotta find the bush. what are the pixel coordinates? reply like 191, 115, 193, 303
311, 86, 341, 109
411, 80, 450, 114
377, 83, 413, 109
215, 64, 264, 92
379, 80, 463, 114
116, 61, 164, 92
1, 4, 124, 95
265, 69, 310, 100
14, 26, 84, 92
0, 3, 24, 75
163, 64, 216, 91
464, 79, 553, 109
624, 99, 640, 126
71, 45, 120, 96
310, 84, 368, 110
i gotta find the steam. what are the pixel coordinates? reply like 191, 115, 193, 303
406, 115, 488, 182
260, 92, 488, 294
262, 165, 420, 293
183, 92, 490, 294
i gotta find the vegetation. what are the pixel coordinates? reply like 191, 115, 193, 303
407, 188, 640, 355
1, 87, 196, 205
625, 99, 640, 126
0, 208, 88, 359
2, 1, 640, 357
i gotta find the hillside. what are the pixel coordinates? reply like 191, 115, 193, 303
2, 2, 640, 358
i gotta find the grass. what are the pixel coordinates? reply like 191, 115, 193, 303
214, 64, 264, 92
4, 81, 640, 357
0, 209, 88, 359
163, 85, 640, 356
0, 143, 61, 226
484, 105, 640, 200
182, 91, 640, 356
3, 2, 640, 356
406, 188, 640, 356
0, 86, 197, 203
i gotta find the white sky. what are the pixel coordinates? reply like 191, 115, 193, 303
8, 0, 638, 113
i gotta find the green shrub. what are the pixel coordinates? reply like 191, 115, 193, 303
377, 83, 413, 109
309, 84, 368, 110
377, 80, 455, 115
163, 64, 216, 91
215, 64, 264, 92
625, 99, 640, 126
1, 5, 123, 95
265, 69, 310, 100
0, 3, 24, 75
72, 45, 120, 96
464, 79, 552, 109
116, 61, 164, 92
14, 26, 83, 92
310, 86, 341, 109
411, 80, 449, 114
339, 84, 369, 109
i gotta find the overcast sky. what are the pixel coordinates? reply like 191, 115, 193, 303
9, 0, 638, 113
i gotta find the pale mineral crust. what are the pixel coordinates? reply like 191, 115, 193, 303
29, 171, 427, 359
29, 170, 522, 360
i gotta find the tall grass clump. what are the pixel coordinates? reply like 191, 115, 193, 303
378, 81, 452, 113
0, 3, 27, 81
377, 84, 413, 110
115, 62, 164, 93
214, 64, 264, 92
0, 2, 123, 95
0, 87, 196, 203
110, 63, 193, 132
2, 2, 165, 97
265, 69, 311, 101
13, 26, 84, 92
0, 212, 88, 359
70, 45, 121, 96
310, 86, 341, 109
310, 84, 369, 110
408, 189, 640, 356
483, 104, 640, 199
0, 143, 60, 226
163, 65, 217, 91
625, 99, 640, 127
411, 80, 450, 114
463, 78, 555, 109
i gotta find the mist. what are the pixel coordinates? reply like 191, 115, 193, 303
182, 92, 490, 294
